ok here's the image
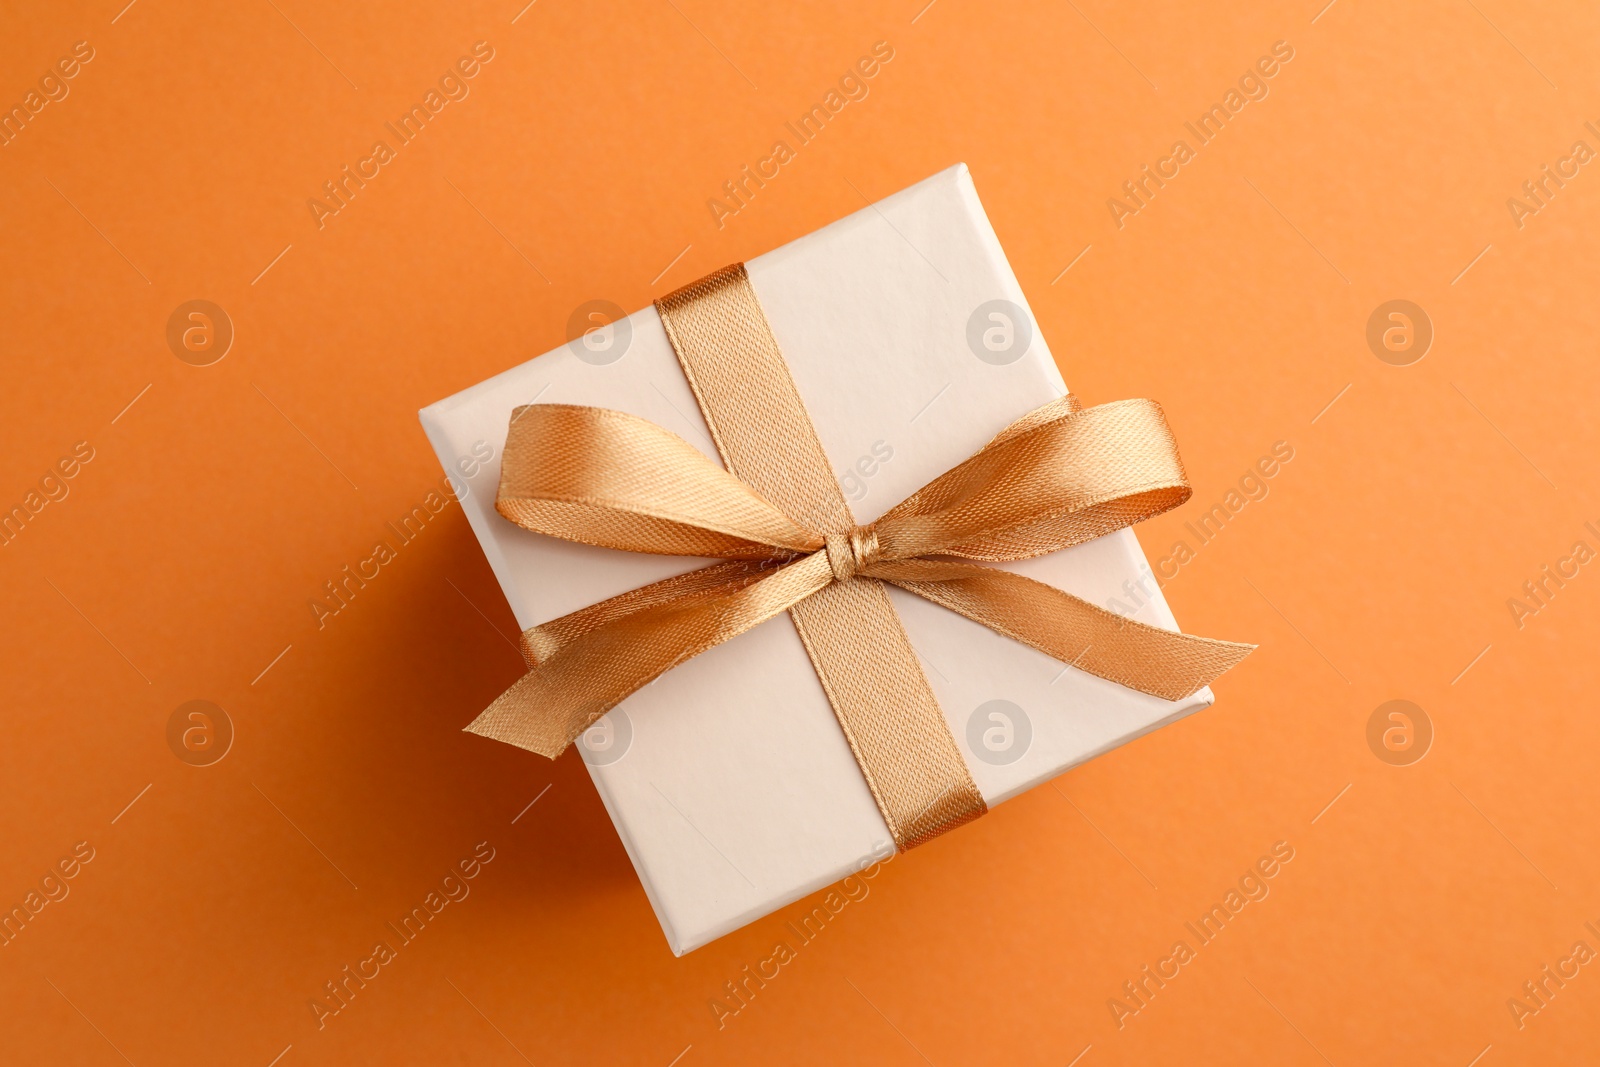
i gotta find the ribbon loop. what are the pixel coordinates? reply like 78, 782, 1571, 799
497, 403, 821, 559
871, 398, 1192, 563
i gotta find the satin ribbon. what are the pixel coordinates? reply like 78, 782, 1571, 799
467, 264, 1252, 850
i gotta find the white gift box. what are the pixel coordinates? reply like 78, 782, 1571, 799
420, 164, 1211, 955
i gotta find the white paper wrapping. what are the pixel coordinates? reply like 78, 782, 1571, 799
420, 164, 1211, 955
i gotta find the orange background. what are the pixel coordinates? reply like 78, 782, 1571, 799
3, 0, 1598, 1064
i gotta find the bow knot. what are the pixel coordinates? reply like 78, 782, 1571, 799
470, 392, 1253, 769
825, 526, 881, 583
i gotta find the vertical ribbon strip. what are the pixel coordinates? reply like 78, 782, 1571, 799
655, 265, 987, 848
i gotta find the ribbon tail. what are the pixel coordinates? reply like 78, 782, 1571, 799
465, 553, 834, 758
871, 560, 1253, 702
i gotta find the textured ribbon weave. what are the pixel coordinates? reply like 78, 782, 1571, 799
467, 264, 1252, 850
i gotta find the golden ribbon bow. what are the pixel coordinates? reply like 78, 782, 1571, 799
467, 264, 1252, 850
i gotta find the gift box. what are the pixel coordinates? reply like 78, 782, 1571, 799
420, 164, 1238, 955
